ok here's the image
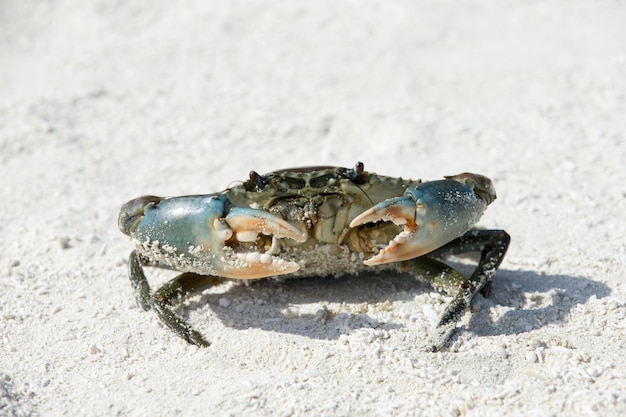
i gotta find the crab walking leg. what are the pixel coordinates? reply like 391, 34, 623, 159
429, 229, 511, 298
398, 229, 510, 351
128, 250, 152, 311
398, 256, 467, 289
396, 257, 467, 351
128, 251, 217, 347
151, 274, 218, 347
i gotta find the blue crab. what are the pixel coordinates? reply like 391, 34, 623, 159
118, 162, 510, 350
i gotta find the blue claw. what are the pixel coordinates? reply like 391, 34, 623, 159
119, 195, 307, 279
350, 175, 493, 265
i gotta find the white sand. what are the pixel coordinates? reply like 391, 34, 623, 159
1, 1, 625, 416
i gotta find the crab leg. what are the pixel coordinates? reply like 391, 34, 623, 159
128, 250, 214, 346
398, 229, 510, 351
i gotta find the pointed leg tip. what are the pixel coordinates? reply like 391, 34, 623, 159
188, 331, 211, 347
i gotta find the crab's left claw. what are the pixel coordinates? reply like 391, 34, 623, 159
218, 207, 308, 278
350, 173, 495, 265
225, 208, 307, 244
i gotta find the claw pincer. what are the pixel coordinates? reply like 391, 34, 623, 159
118, 194, 307, 280
350, 173, 495, 265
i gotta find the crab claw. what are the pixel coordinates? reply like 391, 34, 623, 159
349, 196, 422, 265
218, 207, 308, 279
350, 175, 492, 265
120, 194, 309, 280
208, 204, 308, 279
225, 208, 307, 244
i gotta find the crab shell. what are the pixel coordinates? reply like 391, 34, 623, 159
118, 163, 495, 280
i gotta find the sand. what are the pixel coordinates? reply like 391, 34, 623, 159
1, 1, 625, 416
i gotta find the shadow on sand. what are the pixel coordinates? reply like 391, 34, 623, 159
184, 267, 610, 342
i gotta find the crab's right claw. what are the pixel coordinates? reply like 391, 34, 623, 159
121, 194, 309, 280
350, 174, 495, 265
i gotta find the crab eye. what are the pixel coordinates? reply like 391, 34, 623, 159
247, 170, 268, 190
344, 161, 368, 184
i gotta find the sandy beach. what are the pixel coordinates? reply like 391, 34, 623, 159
1, 1, 625, 416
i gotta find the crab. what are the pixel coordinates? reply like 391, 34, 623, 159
118, 162, 510, 351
